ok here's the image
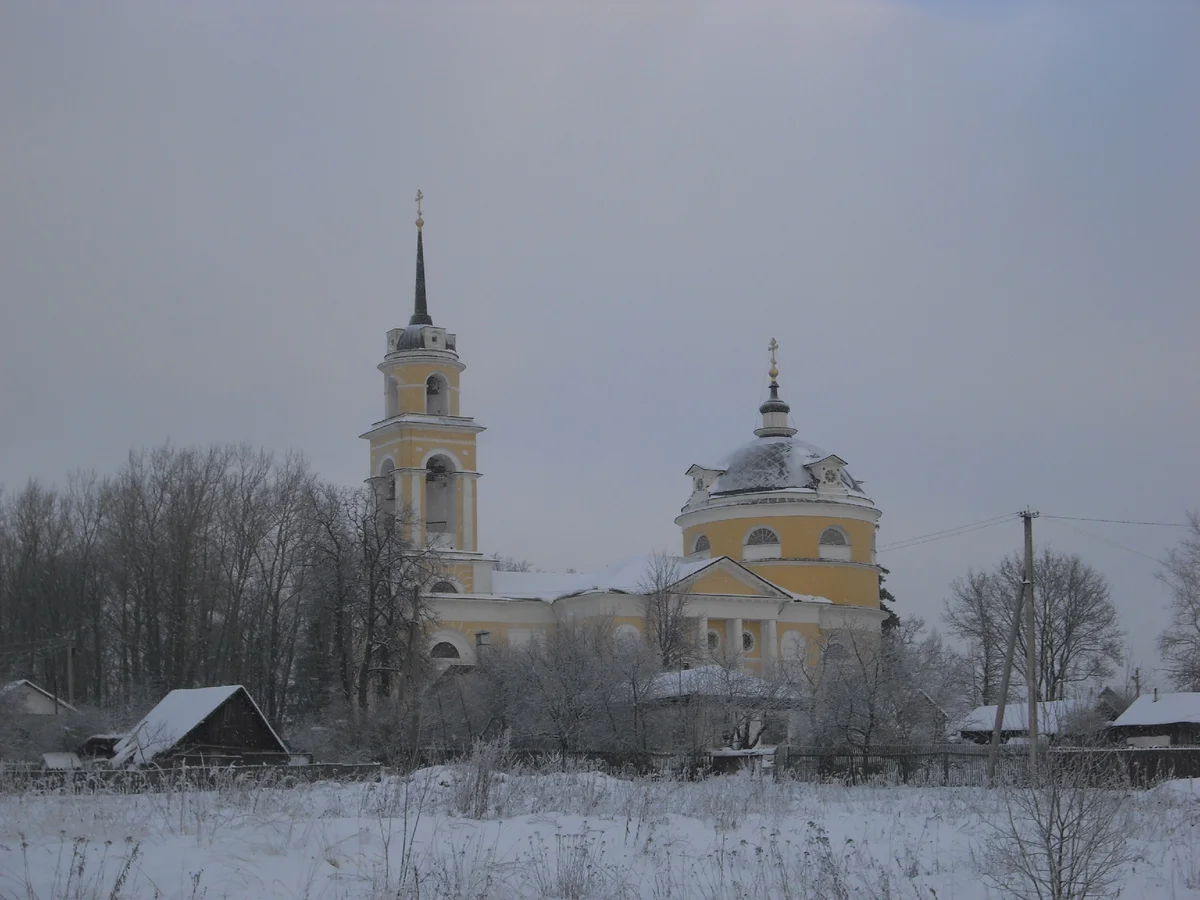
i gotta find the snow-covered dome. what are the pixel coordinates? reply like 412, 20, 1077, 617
711, 435, 862, 496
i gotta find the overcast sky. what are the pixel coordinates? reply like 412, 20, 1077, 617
2, 1, 1197, 680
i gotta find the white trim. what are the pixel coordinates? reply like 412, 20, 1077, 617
676, 493, 880, 529
379, 350, 465, 371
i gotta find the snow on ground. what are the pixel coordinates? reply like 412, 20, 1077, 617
2, 767, 1199, 899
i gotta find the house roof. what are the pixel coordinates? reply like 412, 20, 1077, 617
958, 698, 1089, 736
111, 685, 286, 766
1112, 692, 1200, 729
646, 664, 794, 702
491, 554, 786, 602
1, 679, 77, 713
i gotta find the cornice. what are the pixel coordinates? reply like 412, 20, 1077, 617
360, 414, 486, 440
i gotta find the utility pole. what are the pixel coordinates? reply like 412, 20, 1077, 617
1022, 508, 1040, 771
66, 644, 75, 708
986, 581, 1026, 785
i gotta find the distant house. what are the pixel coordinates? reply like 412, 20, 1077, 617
646, 664, 795, 751
111, 685, 288, 767
958, 698, 1092, 744
0, 680, 76, 716
1109, 692, 1200, 747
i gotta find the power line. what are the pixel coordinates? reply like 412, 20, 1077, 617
1042, 515, 1188, 528
878, 514, 1017, 553
1040, 518, 1169, 568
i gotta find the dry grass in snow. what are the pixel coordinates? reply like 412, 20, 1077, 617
2, 764, 1199, 899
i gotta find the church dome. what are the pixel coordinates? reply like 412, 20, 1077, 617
711, 435, 862, 496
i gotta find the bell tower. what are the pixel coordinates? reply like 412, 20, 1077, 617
359, 192, 493, 593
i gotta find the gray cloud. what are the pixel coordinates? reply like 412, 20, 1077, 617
2, 1, 1197, 674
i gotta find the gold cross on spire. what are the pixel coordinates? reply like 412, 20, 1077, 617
415, 189, 424, 230
768, 337, 780, 381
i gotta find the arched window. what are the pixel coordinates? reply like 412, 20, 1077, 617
819, 526, 852, 561
430, 642, 460, 659
693, 534, 711, 555
615, 623, 641, 644
746, 527, 780, 545
425, 455, 455, 543
430, 581, 457, 593
378, 458, 396, 502
426, 374, 450, 416
743, 526, 781, 560
385, 376, 399, 418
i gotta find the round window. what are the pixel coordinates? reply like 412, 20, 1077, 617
707, 630, 720, 652
742, 631, 755, 652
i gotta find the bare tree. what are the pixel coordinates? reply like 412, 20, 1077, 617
945, 569, 1005, 706
981, 748, 1134, 900
944, 549, 1123, 702
1158, 511, 1200, 690
639, 552, 698, 668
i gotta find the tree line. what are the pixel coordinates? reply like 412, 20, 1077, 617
0, 442, 432, 726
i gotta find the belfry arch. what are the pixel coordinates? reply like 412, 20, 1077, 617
425, 453, 457, 545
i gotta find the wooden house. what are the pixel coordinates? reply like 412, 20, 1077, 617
110, 685, 288, 767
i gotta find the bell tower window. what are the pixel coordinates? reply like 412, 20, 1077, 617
425, 454, 456, 546
385, 376, 399, 418
426, 374, 450, 416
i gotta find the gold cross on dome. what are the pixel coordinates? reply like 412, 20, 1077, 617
768, 338, 780, 380
415, 189, 424, 217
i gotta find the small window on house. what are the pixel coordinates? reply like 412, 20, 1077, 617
431, 581, 457, 593
693, 534, 711, 554
746, 527, 779, 546
430, 642, 460, 659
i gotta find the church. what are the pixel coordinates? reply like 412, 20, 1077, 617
359, 200, 885, 675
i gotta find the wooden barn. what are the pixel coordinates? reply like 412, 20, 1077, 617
110, 685, 288, 767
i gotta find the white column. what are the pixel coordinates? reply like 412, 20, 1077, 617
727, 617, 744, 660
462, 475, 476, 552
409, 471, 422, 544
697, 615, 709, 657
762, 619, 778, 673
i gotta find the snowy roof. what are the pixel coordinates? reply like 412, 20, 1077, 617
1, 679, 77, 713
708, 436, 865, 496
111, 685, 286, 766
493, 555, 731, 602
1112, 693, 1200, 728
646, 665, 794, 702
958, 699, 1089, 736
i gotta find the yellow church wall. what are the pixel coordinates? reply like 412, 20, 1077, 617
778, 623, 823, 665
746, 563, 879, 609
684, 516, 876, 565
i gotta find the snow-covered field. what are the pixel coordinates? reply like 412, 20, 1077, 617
3, 766, 1199, 899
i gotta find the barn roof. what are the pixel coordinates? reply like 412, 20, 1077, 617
111, 685, 286, 766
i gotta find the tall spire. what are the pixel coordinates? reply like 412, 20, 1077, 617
410, 189, 433, 326
755, 337, 797, 438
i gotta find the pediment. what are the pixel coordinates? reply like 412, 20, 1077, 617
678, 557, 790, 599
